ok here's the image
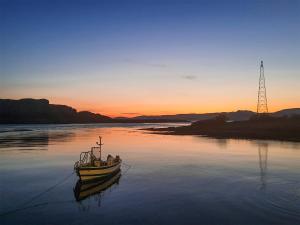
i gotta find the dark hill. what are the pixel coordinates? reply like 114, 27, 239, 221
1, 98, 299, 124
132, 108, 300, 122
76, 111, 113, 123
133, 110, 255, 121
146, 115, 300, 142
0, 99, 112, 124
273, 108, 300, 117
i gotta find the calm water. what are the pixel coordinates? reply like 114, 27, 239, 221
0, 123, 300, 225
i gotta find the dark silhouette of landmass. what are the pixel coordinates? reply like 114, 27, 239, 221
1, 98, 299, 126
130, 110, 254, 121
145, 114, 300, 142
131, 108, 300, 121
0, 98, 186, 124
273, 108, 300, 117
0, 99, 113, 124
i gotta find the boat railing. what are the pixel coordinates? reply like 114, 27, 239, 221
74, 151, 94, 170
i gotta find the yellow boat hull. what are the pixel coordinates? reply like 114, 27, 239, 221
76, 161, 121, 182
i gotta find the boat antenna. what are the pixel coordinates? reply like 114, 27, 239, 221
96, 136, 104, 161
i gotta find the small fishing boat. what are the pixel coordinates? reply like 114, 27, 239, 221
74, 137, 122, 182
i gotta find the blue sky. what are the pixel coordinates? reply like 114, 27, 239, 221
1, 0, 299, 116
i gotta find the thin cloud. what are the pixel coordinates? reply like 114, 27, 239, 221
121, 112, 140, 115
182, 75, 197, 80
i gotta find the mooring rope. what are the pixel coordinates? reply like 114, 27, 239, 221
122, 161, 132, 175
0, 171, 75, 217
0, 200, 76, 217
1, 161, 133, 217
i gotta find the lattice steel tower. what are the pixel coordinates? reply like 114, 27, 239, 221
257, 60, 268, 113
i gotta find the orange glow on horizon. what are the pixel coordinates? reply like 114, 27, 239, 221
48, 97, 299, 118
1, 93, 298, 118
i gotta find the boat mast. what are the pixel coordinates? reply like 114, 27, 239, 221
96, 136, 104, 161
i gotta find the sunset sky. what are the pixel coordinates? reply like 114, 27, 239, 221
1, 0, 299, 117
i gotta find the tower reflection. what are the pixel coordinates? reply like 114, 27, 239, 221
258, 143, 268, 190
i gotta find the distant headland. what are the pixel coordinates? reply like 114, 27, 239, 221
145, 113, 300, 142
0, 98, 185, 124
0, 98, 299, 126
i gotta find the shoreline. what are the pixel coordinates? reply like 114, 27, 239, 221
0, 120, 187, 125
144, 117, 300, 142
145, 130, 300, 142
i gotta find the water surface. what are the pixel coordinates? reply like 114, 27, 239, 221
0, 124, 300, 225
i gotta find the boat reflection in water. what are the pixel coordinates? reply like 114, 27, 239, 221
73, 169, 121, 202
